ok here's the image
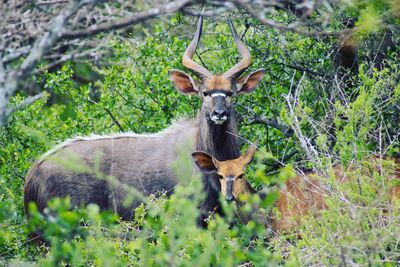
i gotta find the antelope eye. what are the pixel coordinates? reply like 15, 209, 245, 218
226, 92, 233, 97
203, 91, 209, 97
238, 174, 244, 179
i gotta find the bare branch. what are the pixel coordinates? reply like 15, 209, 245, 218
0, 0, 98, 126
3, 46, 32, 65
181, 3, 235, 17
104, 108, 125, 132
0, 0, 199, 127
88, 99, 125, 132
62, 0, 193, 39
248, 116, 294, 138
284, 71, 323, 173
231, 0, 355, 37
36, 0, 70, 6
16, 0, 98, 77
34, 44, 110, 74
6, 91, 48, 119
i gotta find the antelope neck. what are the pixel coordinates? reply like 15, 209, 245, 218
196, 106, 240, 161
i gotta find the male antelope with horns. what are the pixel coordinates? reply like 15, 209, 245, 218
24, 17, 265, 226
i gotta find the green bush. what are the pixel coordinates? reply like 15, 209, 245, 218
1, 13, 399, 266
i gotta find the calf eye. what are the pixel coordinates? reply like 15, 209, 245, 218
203, 91, 209, 97
238, 174, 244, 179
217, 174, 223, 180
226, 92, 233, 97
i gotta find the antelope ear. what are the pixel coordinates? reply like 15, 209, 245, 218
242, 140, 259, 165
169, 69, 198, 95
236, 69, 265, 94
192, 151, 217, 173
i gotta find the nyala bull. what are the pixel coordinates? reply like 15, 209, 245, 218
24, 17, 265, 229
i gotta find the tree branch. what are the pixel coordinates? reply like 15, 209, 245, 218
284, 71, 324, 174
248, 116, 294, 138
232, 0, 355, 37
6, 91, 48, 119
104, 108, 125, 132
88, 99, 125, 132
0, 0, 98, 127
62, 0, 193, 39
16, 0, 97, 77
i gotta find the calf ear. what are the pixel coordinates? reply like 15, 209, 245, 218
235, 69, 265, 94
169, 70, 198, 95
242, 140, 259, 165
192, 151, 217, 173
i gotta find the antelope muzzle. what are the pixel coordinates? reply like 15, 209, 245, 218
210, 92, 229, 125
225, 176, 235, 202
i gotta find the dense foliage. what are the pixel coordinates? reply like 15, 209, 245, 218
1, 8, 399, 266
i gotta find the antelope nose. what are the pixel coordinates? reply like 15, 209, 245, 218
213, 110, 226, 118
225, 194, 234, 202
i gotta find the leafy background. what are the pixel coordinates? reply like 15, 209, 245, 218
0, 4, 399, 266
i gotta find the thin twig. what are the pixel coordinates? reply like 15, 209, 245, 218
6, 91, 48, 118
104, 108, 125, 132
248, 116, 294, 138
232, 0, 356, 37
62, 0, 193, 39
285, 71, 323, 173
88, 98, 125, 132
0, 0, 98, 127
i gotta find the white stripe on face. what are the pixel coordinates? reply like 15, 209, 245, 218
211, 93, 227, 98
